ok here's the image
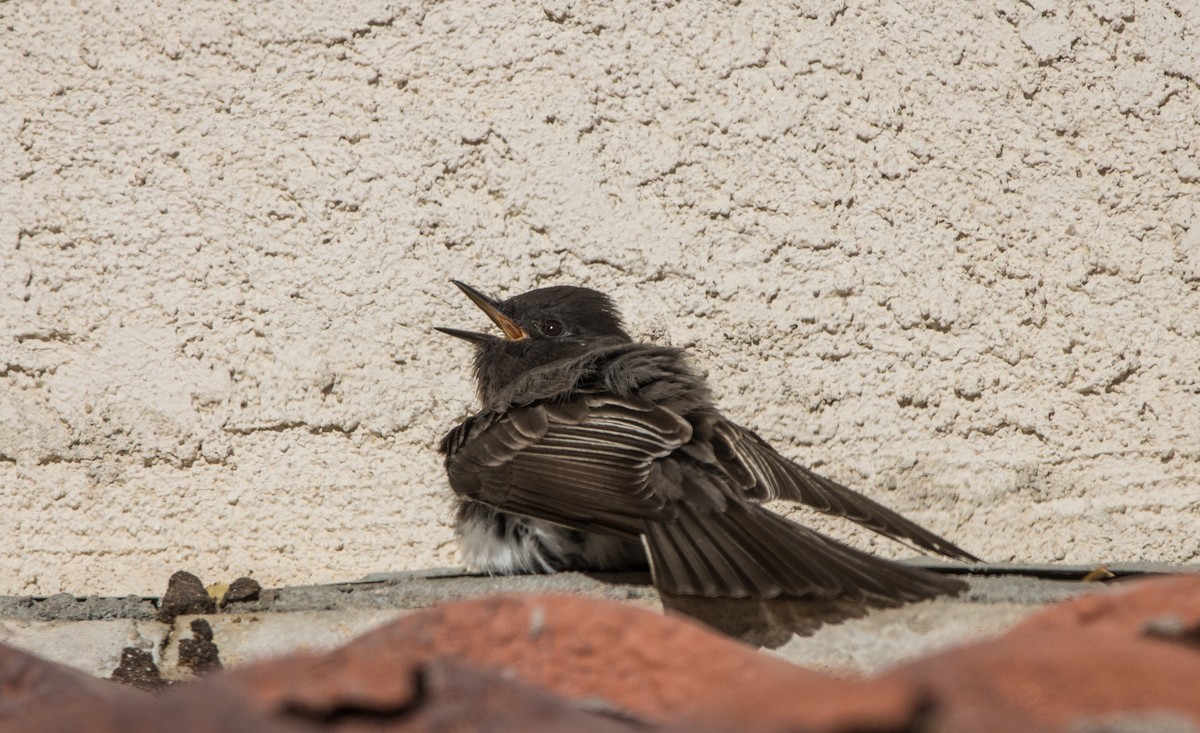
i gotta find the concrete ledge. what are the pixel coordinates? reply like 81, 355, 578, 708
7, 565, 1188, 682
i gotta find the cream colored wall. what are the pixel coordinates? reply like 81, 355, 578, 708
2, 0, 1197, 595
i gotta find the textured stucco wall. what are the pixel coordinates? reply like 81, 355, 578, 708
2, 0, 1198, 596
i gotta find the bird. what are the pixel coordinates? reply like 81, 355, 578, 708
436, 281, 979, 602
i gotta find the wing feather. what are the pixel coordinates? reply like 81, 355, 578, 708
444, 395, 693, 535
644, 500, 967, 600
712, 421, 980, 562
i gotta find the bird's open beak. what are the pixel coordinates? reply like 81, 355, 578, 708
435, 281, 528, 343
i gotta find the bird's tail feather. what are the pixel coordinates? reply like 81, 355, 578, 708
643, 501, 968, 601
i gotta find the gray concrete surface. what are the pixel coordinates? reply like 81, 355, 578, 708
6, 566, 1189, 681
3, 0, 1199, 598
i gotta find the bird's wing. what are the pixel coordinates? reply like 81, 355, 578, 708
710, 421, 981, 562
443, 395, 693, 535
644, 499, 967, 600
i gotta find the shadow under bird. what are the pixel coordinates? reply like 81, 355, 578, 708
437, 281, 979, 602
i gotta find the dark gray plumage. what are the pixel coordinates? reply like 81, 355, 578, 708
437, 281, 978, 601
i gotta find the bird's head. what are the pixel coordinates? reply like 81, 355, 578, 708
436, 281, 632, 402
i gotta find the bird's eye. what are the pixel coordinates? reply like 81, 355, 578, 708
540, 319, 564, 337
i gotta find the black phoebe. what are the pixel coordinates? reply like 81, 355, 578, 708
437, 282, 978, 601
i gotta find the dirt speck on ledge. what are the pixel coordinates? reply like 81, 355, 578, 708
220, 577, 262, 608
178, 619, 223, 675
109, 647, 168, 692
158, 571, 216, 623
